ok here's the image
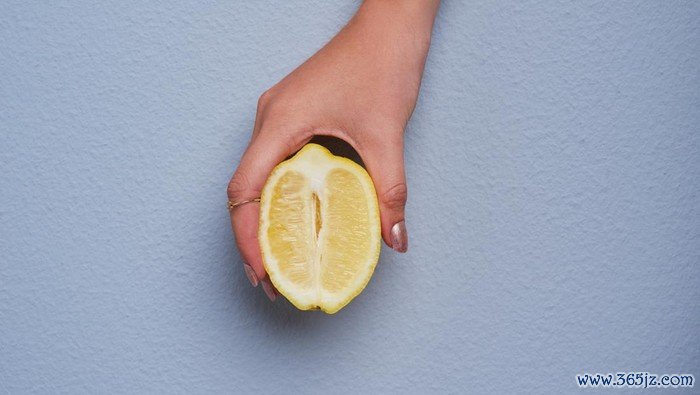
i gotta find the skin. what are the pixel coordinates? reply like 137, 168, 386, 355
228, 0, 441, 301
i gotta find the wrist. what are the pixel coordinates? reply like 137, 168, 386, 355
355, 0, 439, 52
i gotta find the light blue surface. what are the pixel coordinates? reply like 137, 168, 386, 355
1, 1, 699, 393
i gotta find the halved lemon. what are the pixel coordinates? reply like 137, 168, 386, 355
258, 143, 381, 313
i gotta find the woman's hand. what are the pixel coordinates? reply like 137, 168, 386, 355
228, 0, 440, 300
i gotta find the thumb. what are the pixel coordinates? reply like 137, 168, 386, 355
361, 137, 408, 253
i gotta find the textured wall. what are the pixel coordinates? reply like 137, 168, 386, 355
1, 1, 699, 393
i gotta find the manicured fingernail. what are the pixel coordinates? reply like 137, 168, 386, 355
243, 264, 258, 287
261, 279, 277, 302
391, 220, 408, 253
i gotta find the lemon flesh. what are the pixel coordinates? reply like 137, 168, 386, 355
259, 144, 381, 313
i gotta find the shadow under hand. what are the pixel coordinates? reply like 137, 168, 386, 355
308, 135, 364, 167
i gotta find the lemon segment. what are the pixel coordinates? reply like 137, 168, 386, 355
267, 171, 314, 292
258, 144, 381, 313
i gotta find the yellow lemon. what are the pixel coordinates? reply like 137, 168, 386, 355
259, 144, 381, 313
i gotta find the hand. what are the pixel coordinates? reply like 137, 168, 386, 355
228, 0, 440, 300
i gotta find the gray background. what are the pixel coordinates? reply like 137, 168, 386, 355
1, 1, 699, 393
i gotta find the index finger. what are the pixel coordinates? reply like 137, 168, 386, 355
227, 130, 307, 282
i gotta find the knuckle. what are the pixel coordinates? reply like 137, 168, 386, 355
257, 91, 290, 124
257, 89, 274, 111
227, 171, 253, 200
380, 182, 408, 211
258, 123, 309, 155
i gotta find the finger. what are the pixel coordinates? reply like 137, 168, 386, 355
228, 130, 306, 284
360, 135, 408, 253
261, 277, 279, 302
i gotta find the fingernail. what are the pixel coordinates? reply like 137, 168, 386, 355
243, 264, 259, 287
391, 220, 408, 253
261, 279, 277, 302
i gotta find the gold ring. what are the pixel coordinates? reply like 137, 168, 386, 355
227, 198, 260, 211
